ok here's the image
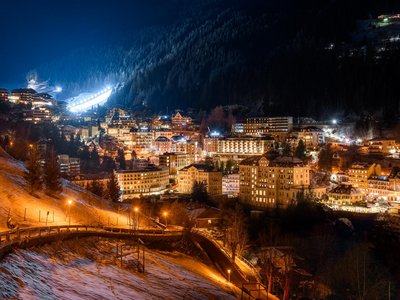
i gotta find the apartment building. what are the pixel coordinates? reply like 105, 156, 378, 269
239, 155, 310, 208
116, 165, 169, 200
177, 163, 222, 196
243, 116, 293, 136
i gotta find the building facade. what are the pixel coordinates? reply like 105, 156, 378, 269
116, 165, 169, 200
243, 116, 293, 136
177, 164, 222, 196
239, 156, 310, 208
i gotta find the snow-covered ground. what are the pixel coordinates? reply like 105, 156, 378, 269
0, 151, 134, 232
0, 238, 238, 299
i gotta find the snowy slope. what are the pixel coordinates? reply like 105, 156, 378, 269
0, 238, 238, 299
0, 152, 127, 232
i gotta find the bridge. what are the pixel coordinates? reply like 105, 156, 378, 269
0, 225, 276, 300
0, 225, 182, 260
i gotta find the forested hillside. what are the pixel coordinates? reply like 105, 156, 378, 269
35, 0, 400, 118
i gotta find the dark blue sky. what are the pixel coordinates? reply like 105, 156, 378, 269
0, 0, 174, 87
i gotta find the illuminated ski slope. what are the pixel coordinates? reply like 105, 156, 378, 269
67, 86, 112, 113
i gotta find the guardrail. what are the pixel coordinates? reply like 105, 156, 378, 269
0, 224, 182, 248
191, 228, 262, 282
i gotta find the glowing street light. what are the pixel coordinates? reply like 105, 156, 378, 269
134, 206, 139, 230
163, 211, 168, 227
332, 119, 337, 125
67, 199, 73, 226
227, 269, 231, 282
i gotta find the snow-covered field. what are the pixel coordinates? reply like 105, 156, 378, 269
0, 150, 133, 232
0, 238, 237, 299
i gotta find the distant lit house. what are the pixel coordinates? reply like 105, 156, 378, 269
368, 176, 391, 197
58, 155, 80, 178
367, 138, 398, 156
295, 126, 325, 148
177, 163, 222, 196
191, 207, 222, 228
328, 184, 363, 205
171, 112, 192, 128
72, 173, 111, 190
0, 89, 9, 101
347, 162, 381, 190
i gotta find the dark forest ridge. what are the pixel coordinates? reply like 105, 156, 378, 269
11, 0, 399, 119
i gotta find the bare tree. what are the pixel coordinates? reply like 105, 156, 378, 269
223, 204, 248, 262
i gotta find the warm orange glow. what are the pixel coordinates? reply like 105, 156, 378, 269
227, 269, 231, 274
67, 199, 73, 205
163, 211, 168, 217
134, 207, 139, 212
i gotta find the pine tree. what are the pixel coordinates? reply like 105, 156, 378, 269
117, 148, 126, 170
90, 180, 104, 197
294, 139, 306, 160
25, 146, 43, 194
107, 172, 121, 202
282, 142, 291, 156
192, 181, 209, 204
43, 149, 63, 194
89, 146, 100, 172
318, 143, 333, 172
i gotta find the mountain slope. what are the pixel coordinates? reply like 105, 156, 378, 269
0, 150, 123, 232
35, 0, 400, 118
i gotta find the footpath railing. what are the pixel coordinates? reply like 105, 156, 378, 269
191, 228, 261, 282
0, 224, 182, 250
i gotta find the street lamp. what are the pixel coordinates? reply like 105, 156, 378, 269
67, 199, 73, 226
227, 269, 231, 282
134, 206, 139, 230
163, 211, 168, 227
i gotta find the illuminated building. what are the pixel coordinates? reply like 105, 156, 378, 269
0, 89, 9, 101
222, 174, 240, 197
239, 156, 310, 208
154, 136, 173, 154
154, 129, 174, 139
170, 136, 200, 163
328, 184, 363, 205
177, 163, 222, 195
32, 93, 54, 108
243, 116, 293, 137
347, 162, 381, 190
116, 165, 169, 200
107, 126, 131, 144
58, 155, 80, 178
217, 136, 274, 156
72, 173, 111, 190
295, 127, 325, 148
10, 88, 37, 104
367, 138, 398, 156
23, 107, 52, 123
368, 176, 391, 197
171, 112, 192, 128
203, 137, 219, 155
130, 128, 154, 157
159, 152, 190, 180
231, 123, 244, 134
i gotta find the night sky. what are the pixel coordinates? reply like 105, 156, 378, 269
0, 0, 174, 87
